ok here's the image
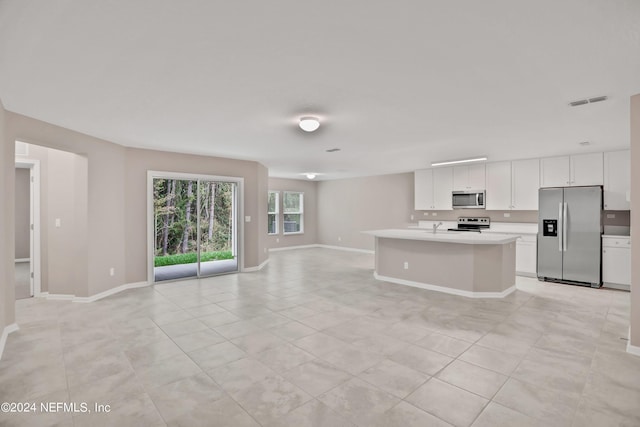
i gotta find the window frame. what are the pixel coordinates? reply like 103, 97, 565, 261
267, 190, 279, 235
282, 191, 304, 235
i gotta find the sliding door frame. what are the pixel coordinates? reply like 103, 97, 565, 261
147, 170, 244, 284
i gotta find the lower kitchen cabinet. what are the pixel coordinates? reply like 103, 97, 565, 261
516, 234, 537, 277
602, 236, 631, 290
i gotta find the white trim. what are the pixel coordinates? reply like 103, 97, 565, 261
516, 271, 537, 278
73, 281, 151, 303
373, 272, 516, 299
45, 294, 75, 301
0, 324, 19, 361
316, 244, 375, 254
243, 258, 269, 272
15, 258, 29, 263
147, 171, 244, 283
43, 281, 152, 303
603, 282, 630, 291
269, 244, 320, 252
627, 343, 640, 357
15, 156, 41, 297
268, 244, 375, 254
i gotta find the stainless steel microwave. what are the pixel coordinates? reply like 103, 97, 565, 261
452, 190, 485, 209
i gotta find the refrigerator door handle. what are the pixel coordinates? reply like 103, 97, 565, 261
563, 202, 568, 252
558, 202, 563, 252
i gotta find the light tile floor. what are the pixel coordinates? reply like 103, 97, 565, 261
1, 248, 638, 427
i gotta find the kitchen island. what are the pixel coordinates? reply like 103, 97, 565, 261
363, 229, 519, 298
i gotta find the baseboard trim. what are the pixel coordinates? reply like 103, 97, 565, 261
269, 244, 319, 252
373, 273, 516, 299
45, 293, 75, 301
603, 282, 631, 292
627, 343, 640, 357
0, 323, 19, 361
316, 244, 375, 254
42, 281, 151, 303
516, 271, 537, 278
73, 281, 151, 303
268, 244, 375, 255
15, 258, 29, 263
243, 258, 270, 272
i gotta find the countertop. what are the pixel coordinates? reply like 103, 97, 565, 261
363, 229, 519, 245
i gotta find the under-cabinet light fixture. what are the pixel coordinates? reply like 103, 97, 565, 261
431, 156, 488, 167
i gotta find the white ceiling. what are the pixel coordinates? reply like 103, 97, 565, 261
1, 0, 639, 180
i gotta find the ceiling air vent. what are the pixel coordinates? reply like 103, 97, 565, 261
569, 96, 608, 107
588, 96, 608, 103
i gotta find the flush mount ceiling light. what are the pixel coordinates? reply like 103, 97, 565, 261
300, 172, 321, 180
431, 156, 488, 167
299, 117, 320, 132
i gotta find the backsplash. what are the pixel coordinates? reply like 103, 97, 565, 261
411, 209, 538, 224
603, 211, 631, 226
410, 209, 630, 226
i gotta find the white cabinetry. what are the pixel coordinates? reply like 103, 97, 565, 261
604, 150, 630, 210
453, 164, 485, 191
516, 234, 537, 277
414, 168, 453, 210
602, 236, 631, 289
540, 153, 603, 187
486, 159, 539, 210
486, 162, 511, 210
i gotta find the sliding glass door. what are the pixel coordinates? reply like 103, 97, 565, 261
152, 176, 239, 282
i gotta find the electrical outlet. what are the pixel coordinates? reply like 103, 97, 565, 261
55, 218, 61, 228
607, 213, 615, 219
410, 214, 414, 221
245, 216, 251, 222
432, 212, 437, 216
338, 236, 342, 241
503, 213, 511, 218
109, 267, 115, 276
404, 261, 409, 270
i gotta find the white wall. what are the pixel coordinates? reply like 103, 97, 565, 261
267, 178, 318, 249
317, 173, 416, 251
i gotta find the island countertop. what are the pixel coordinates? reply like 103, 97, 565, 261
362, 229, 520, 245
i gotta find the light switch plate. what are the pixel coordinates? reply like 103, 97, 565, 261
245, 216, 251, 222
55, 218, 61, 228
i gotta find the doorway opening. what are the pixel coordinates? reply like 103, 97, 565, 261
15, 143, 41, 299
148, 172, 242, 282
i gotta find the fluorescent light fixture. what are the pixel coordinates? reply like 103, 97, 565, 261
305, 173, 317, 179
299, 117, 320, 132
431, 156, 488, 167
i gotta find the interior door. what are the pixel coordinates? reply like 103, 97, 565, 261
537, 187, 563, 280
562, 186, 602, 285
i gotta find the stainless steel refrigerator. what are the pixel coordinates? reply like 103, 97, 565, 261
537, 186, 602, 287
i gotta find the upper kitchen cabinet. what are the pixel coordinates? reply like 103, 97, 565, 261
453, 164, 486, 191
414, 167, 453, 210
511, 158, 540, 210
485, 162, 511, 210
604, 150, 630, 210
486, 159, 539, 210
540, 153, 603, 187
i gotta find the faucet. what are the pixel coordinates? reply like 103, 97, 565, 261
432, 222, 443, 234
